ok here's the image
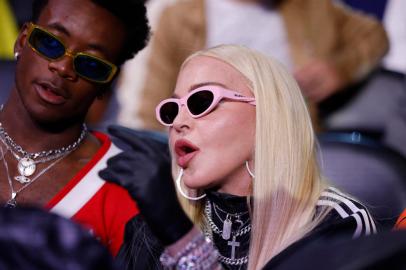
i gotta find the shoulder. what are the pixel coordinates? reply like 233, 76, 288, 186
316, 187, 377, 238
97, 183, 139, 217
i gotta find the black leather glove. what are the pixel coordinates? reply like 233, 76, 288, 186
99, 125, 193, 246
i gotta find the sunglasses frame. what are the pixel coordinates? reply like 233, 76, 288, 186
26, 22, 117, 83
156, 85, 256, 126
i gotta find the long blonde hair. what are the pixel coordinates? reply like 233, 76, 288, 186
172, 45, 330, 269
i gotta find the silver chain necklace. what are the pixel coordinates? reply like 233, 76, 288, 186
0, 117, 87, 183
205, 200, 251, 239
0, 139, 74, 184
213, 202, 250, 240
204, 200, 250, 266
0, 122, 87, 159
0, 146, 69, 208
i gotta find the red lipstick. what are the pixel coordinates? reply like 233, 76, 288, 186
174, 139, 199, 168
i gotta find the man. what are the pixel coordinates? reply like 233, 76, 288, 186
0, 0, 149, 256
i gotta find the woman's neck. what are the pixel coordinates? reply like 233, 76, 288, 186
217, 168, 252, 197
206, 190, 249, 213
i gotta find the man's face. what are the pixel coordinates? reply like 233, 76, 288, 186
14, 0, 126, 125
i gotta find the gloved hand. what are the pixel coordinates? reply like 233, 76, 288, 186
99, 125, 193, 246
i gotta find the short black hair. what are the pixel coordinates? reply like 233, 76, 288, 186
31, 0, 150, 66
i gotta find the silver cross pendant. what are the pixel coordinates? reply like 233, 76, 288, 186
228, 235, 240, 259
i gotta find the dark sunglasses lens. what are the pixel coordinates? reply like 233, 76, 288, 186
160, 102, 179, 125
29, 28, 65, 59
187, 90, 214, 115
74, 55, 113, 82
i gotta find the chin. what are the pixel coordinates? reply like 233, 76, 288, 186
29, 109, 81, 131
30, 110, 65, 123
182, 175, 204, 190
182, 173, 215, 191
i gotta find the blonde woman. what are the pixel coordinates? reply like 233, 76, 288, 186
100, 45, 375, 269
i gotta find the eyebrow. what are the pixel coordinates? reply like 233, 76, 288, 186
47, 22, 110, 56
189, 82, 227, 91
171, 82, 228, 98
48, 22, 70, 37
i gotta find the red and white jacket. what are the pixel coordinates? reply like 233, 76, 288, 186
45, 131, 138, 256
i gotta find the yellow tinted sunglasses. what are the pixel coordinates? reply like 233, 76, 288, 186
26, 22, 117, 83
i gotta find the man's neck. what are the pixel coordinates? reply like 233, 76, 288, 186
1, 90, 86, 154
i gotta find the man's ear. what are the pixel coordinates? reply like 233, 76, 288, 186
14, 23, 30, 56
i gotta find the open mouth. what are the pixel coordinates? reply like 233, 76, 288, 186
175, 139, 199, 168
176, 144, 197, 156
35, 82, 67, 105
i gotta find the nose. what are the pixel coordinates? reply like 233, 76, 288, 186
172, 104, 192, 133
48, 52, 78, 81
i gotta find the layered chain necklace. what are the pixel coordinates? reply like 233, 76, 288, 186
0, 122, 87, 184
0, 108, 88, 207
204, 199, 251, 267
0, 145, 70, 208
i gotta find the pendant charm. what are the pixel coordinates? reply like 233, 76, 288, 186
235, 215, 244, 229
228, 235, 240, 260
5, 199, 17, 208
5, 192, 17, 208
222, 215, 232, 240
15, 175, 31, 184
18, 157, 36, 177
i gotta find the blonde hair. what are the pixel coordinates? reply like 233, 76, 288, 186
172, 45, 330, 269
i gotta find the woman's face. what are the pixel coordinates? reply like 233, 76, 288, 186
169, 56, 256, 196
